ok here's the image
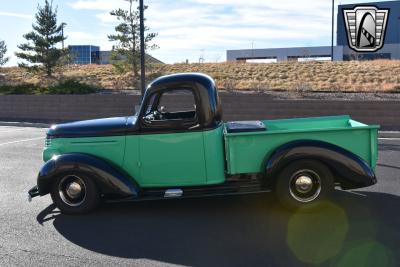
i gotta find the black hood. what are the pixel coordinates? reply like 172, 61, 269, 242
47, 116, 137, 138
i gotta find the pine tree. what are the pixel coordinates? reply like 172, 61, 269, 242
16, 0, 66, 76
0, 40, 9, 66
108, 0, 158, 78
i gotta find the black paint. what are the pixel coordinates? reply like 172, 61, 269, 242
36, 153, 139, 198
264, 140, 377, 189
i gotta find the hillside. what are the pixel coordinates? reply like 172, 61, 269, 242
1, 60, 400, 93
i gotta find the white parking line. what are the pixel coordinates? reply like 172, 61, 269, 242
0, 128, 29, 133
0, 137, 44, 147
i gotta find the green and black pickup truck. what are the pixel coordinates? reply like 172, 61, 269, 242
28, 73, 380, 214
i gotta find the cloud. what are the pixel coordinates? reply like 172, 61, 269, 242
0, 12, 33, 19
75, 0, 336, 63
68, 31, 98, 40
66, 31, 114, 51
95, 12, 118, 23
68, 0, 375, 63
68, 0, 127, 11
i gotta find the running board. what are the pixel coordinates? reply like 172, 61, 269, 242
113, 180, 271, 202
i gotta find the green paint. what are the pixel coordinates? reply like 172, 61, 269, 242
202, 125, 225, 185
121, 135, 140, 184
135, 131, 207, 187
44, 126, 225, 187
43, 136, 126, 167
224, 116, 379, 174
130, 126, 225, 187
43, 115, 378, 188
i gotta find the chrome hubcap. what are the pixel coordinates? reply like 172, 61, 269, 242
295, 176, 313, 193
59, 175, 86, 207
66, 182, 82, 199
289, 170, 322, 203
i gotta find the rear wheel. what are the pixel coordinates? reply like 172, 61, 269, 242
275, 160, 334, 211
50, 173, 100, 215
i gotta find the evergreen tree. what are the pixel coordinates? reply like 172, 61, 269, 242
16, 0, 66, 76
0, 40, 9, 66
108, 0, 158, 78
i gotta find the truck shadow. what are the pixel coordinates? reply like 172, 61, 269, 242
37, 191, 400, 267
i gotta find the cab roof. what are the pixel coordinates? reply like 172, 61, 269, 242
146, 73, 216, 96
142, 73, 222, 129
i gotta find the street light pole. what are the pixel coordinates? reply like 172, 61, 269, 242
139, 0, 146, 97
398, 17, 400, 59
61, 22, 66, 50
331, 0, 335, 61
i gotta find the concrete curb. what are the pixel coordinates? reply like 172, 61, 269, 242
379, 131, 400, 139
1, 121, 400, 138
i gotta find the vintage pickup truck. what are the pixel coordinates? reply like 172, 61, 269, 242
28, 73, 379, 214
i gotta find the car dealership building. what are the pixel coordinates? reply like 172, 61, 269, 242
68, 45, 164, 65
227, 0, 400, 62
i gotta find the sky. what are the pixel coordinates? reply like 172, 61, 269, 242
0, 0, 391, 66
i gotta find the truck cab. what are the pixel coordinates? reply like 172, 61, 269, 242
125, 73, 225, 187
29, 73, 379, 214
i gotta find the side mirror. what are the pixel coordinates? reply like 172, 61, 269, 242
143, 115, 153, 124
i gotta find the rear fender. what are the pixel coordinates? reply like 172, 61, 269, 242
37, 153, 140, 197
264, 140, 377, 189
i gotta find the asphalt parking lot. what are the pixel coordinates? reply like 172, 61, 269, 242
0, 126, 399, 267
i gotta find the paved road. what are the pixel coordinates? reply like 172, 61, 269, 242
0, 126, 399, 267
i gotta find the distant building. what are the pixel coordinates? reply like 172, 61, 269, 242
99, 51, 164, 65
68, 45, 100, 64
68, 45, 163, 65
227, 46, 343, 62
227, 0, 400, 62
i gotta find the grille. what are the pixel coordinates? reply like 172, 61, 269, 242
45, 138, 52, 147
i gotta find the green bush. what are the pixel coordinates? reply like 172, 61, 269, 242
46, 79, 99, 94
0, 79, 99, 95
0, 84, 41, 94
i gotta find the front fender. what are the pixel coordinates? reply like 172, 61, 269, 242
265, 140, 377, 190
37, 153, 139, 198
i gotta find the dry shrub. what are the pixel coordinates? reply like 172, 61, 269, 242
1, 60, 399, 93
220, 79, 238, 91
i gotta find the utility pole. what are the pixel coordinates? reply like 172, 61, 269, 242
61, 22, 66, 50
251, 41, 254, 59
331, 0, 335, 61
139, 0, 146, 97
199, 49, 205, 63
398, 17, 400, 59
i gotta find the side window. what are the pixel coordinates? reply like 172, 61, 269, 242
145, 93, 157, 115
157, 89, 197, 119
142, 88, 199, 129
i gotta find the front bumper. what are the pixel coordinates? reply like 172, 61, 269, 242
28, 185, 40, 202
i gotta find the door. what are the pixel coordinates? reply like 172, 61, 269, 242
139, 88, 207, 187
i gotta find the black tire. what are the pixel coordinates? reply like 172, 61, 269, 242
50, 172, 100, 215
275, 159, 334, 211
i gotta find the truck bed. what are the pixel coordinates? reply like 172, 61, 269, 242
224, 115, 379, 175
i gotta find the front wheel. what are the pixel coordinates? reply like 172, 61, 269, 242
50, 173, 100, 215
275, 160, 334, 211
